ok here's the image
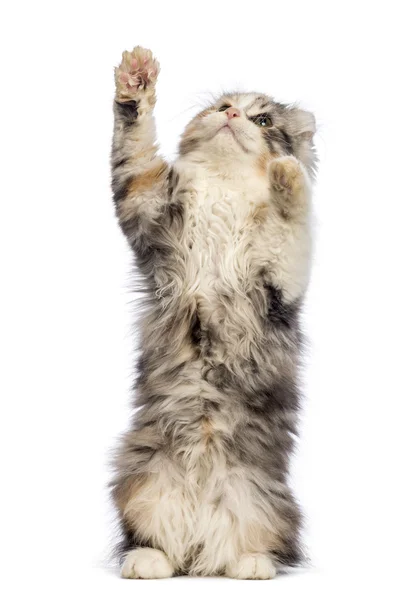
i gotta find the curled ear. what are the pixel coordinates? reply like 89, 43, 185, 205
289, 107, 316, 140
285, 106, 317, 177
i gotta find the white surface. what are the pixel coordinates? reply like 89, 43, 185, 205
1, 0, 413, 598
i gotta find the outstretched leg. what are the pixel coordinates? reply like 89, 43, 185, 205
111, 46, 169, 254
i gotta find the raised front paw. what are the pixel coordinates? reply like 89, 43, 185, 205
115, 46, 160, 101
269, 156, 305, 196
269, 156, 310, 220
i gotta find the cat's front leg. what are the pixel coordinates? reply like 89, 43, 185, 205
263, 156, 313, 304
111, 46, 169, 253
269, 156, 311, 222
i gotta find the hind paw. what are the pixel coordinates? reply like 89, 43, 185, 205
121, 548, 174, 579
226, 553, 277, 580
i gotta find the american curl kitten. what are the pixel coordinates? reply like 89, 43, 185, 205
110, 45, 317, 580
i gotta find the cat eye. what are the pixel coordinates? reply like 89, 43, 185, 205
251, 114, 273, 127
218, 104, 231, 112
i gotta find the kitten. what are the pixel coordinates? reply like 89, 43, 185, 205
110, 46, 316, 580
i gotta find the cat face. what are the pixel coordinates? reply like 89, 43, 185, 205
179, 92, 317, 177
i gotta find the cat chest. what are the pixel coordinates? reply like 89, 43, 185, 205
185, 187, 261, 297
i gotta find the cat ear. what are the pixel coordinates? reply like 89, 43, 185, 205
289, 107, 316, 141
286, 107, 317, 176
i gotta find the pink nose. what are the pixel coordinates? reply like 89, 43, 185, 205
225, 107, 241, 120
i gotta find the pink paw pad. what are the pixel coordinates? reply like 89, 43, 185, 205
116, 47, 159, 95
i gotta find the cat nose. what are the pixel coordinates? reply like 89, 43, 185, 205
225, 107, 241, 120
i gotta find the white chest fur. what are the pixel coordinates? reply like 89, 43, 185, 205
184, 170, 269, 303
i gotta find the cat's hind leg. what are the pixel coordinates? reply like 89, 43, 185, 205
112, 453, 189, 578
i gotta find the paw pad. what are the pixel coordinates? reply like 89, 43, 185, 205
115, 46, 160, 100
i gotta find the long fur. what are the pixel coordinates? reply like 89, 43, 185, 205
110, 46, 317, 579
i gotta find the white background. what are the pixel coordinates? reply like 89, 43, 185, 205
1, 1, 413, 598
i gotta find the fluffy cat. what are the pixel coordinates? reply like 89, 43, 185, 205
110, 45, 317, 579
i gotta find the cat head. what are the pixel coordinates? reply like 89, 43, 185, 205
179, 92, 317, 177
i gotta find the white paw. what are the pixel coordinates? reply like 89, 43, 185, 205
121, 548, 174, 579
226, 553, 277, 580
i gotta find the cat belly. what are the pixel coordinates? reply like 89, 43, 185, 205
123, 427, 275, 575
